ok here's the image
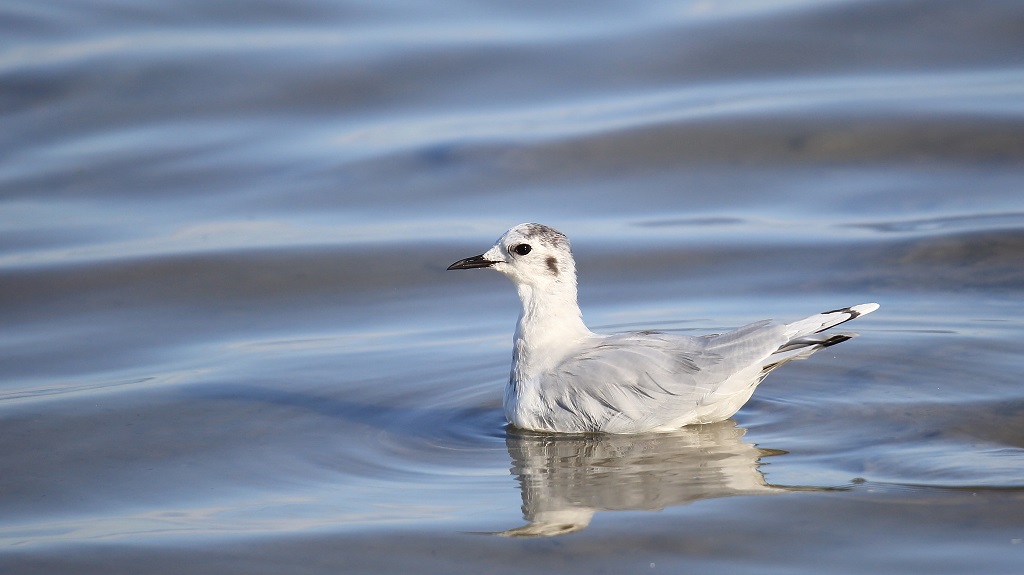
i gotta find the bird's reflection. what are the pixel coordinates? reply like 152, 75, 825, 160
494, 420, 801, 537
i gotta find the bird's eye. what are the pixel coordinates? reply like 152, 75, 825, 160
512, 244, 532, 256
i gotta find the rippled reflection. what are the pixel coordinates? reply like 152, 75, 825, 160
493, 421, 807, 537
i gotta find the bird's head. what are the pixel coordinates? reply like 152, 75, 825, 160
447, 223, 577, 289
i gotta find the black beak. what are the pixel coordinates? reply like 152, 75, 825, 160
447, 254, 498, 270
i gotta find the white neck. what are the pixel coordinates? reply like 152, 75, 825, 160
511, 281, 592, 382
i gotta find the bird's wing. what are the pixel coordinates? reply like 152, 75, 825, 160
538, 321, 790, 432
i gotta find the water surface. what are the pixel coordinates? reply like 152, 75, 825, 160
2, 0, 1023, 573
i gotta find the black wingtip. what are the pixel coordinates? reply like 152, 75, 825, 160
814, 303, 879, 333
820, 305, 861, 319
817, 333, 855, 349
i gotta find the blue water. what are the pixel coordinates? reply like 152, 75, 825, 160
3, 1, 1024, 573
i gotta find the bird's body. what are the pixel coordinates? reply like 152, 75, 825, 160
449, 223, 878, 434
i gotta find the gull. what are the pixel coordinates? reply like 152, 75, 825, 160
448, 223, 878, 434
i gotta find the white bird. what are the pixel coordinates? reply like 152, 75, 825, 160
448, 223, 878, 434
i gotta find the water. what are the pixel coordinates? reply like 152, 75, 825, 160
2, 0, 1023, 572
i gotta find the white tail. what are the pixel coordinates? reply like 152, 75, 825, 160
760, 303, 880, 368
784, 303, 880, 341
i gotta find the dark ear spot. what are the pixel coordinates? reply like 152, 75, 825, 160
546, 256, 558, 275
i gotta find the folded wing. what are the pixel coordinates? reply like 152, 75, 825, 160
537, 321, 792, 432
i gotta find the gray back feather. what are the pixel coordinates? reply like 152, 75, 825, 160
536, 321, 790, 432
